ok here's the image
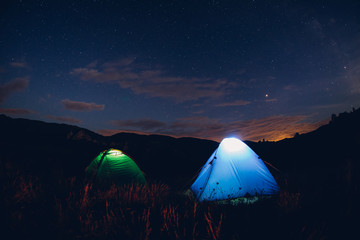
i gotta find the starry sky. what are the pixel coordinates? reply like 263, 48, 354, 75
1, 0, 360, 142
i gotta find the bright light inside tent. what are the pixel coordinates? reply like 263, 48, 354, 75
221, 137, 246, 153
108, 149, 123, 156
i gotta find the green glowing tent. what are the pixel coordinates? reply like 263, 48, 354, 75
86, 149, 146, 185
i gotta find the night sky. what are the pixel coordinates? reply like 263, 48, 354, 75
1, 0, 360, 142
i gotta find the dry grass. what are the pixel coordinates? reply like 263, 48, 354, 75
1, 169, 356, 239
277, 191, 302, 212
45, 180, 224, 239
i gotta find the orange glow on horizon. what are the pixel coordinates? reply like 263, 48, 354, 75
97, 116, 329, 143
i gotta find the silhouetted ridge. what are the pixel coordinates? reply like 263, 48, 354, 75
0, 114, 218, 186
249, 107, 360, 200
1, 108, 359, 190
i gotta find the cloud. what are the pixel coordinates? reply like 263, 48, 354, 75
46, 115, 82, 124
0, 108, 35, 115
192, 110, 205, 114
0, 77, 29, 104
100, 115, 326, 142
215, 99, 251, 107
70, 58, 231, 102
61, 99, 105, 111
265, 98, 277, 102
236, 69, 246, 75
112, 119, 166, 131
225, 115, 327, 142
10, 61, 28, 68
283, 84, 301, 91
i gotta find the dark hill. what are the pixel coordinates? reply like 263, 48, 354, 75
0, 114, 217, 187
249, 108, 360, 222
1, 108, 359, 191
250, 108, 360, 189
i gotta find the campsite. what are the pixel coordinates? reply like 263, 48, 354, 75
1, 108, 359, 239
1, 1, 360, 239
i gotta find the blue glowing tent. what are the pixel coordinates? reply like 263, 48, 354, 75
191, 137, 279, 201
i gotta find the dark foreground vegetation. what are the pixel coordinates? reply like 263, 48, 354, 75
1, 108, 360, 239
0, 173, 326, 239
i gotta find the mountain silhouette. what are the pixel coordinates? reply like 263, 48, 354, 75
0, 114, 217, 187
0, 108, 359, 191
249, 108, 360, 192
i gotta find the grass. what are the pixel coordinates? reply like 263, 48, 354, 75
1, 165, 358, 239
1, 173, 225, 239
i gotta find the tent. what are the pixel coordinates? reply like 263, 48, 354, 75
86, 149, 146, 185
190, 137, 279, 201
